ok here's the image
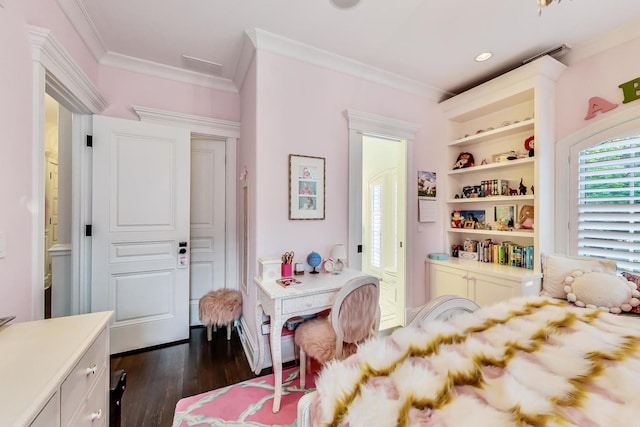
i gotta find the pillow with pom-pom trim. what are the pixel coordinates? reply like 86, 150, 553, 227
563, 270, 640, 314
541, 253, 617, 299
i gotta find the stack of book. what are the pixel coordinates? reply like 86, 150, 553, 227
476, 240, 534, 269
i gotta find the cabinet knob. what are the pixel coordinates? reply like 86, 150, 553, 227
85, 364, 97, 375
91, 409, 102, 421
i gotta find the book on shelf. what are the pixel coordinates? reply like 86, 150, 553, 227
474, 239, 533, 269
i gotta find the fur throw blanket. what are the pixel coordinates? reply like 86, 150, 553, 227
311, 296, 640, 426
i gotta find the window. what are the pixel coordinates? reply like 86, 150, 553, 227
370, 183, 382, 269
577, 136, 640, 272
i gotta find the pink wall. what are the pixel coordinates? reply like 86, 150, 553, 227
556, 37, 640, 141
249, 51, 445, 317
0, 3, 36, 322
99, 67, 240, 121
0, 1, 240, 321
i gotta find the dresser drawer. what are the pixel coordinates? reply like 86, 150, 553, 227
60, 328, 107, 425
66, 368, 108, 427
281, 292, 334, 315
30, 392, 59, 427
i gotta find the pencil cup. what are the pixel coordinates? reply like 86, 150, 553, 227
281, 263, 293, 277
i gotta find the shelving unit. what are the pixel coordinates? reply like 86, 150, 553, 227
427, 56, 566, 306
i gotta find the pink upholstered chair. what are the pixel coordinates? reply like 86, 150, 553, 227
294, 275, 380, 387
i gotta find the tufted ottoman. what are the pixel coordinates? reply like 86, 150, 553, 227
199, 289, 243, 341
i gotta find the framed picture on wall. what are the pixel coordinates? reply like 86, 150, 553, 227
289, 154, 325, 220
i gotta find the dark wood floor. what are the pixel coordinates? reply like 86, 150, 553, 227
110, 326, 258, 427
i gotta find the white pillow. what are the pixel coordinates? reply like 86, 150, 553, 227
540, 253, 617, 299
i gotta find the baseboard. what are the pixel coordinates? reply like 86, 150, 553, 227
237, 316, 259, 372
237, 316, 296, 373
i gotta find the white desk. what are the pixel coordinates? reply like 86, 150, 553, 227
254, 268, 366, 413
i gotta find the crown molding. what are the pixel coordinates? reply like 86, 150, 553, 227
233, 30, 258, 92
57, 0, 237, 93
102, 52, 238, 93
28, 25, 107, 113
56, 0, 107, 62
238, 28, 443, 101
133, 105, 240, 138
345, 109, 421, 140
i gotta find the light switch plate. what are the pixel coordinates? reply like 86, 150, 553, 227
0, 232, 6, 258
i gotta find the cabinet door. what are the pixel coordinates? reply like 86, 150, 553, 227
430, 264, 469, 299
469, 272, 516, 306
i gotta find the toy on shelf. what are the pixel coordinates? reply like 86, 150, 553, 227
453, 152, 474, 169
451, 210, 462, 228
525, 135, 535, 157
515, 205, 534, 229
519, 178, 527, 195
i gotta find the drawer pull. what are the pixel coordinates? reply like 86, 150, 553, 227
91, 409, 102, 421
85, 364, 97, 375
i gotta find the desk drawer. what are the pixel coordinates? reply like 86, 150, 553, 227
67, 368, 107, 427
61, 328, 107, 425
281, 292, 334, 315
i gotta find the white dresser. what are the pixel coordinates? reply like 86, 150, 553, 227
0, 311, 113, 427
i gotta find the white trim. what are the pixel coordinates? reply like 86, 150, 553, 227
346, 110, 420, 327
55, 0, 107, 62
133, 106, 240, 138
345, 110, 421, 140
555, 105, 640, 254
238, 315, 259, 372
244, 28, 443, 101
102, 52, 238, 93
30, 61, 46, 320
234, 30, 258, 92
133, 106, 241, 298
28, 26, 107, 114
29, 26, 105, 319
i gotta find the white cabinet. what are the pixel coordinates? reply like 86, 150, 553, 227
426, 259, 541, 307
0, 311, 112, 427
439, 56, 566, 277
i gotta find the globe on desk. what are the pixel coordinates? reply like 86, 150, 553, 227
306, 251, 322, 274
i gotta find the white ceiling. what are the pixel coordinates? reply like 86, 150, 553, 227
62, 0, 640, 98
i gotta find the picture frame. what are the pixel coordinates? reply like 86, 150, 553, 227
493, 204, 516, 228
463, 220, 475, 229
289, 154, 325, 220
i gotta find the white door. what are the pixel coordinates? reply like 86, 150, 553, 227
190, 138, 226, 325
91, 115, 191, 354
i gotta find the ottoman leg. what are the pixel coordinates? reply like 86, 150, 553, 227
226, 322, 232, 340
207, 324, 212, 341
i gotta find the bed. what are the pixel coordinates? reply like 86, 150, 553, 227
297, 295, 640, 426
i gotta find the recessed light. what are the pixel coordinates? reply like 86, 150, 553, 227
475, 52, 493, 62
330, 0, 360, 9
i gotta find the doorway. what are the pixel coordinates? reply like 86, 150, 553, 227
361, 135, 407, 329
189, 136, 227, 325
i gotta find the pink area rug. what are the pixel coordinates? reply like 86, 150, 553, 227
172, 367, 315, 427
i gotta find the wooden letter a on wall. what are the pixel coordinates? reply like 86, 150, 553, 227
584, 96, 618, 120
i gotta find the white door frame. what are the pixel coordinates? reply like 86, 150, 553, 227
29, 27, 240, 319
346, 110, 420, 325
29, 26, 107, 319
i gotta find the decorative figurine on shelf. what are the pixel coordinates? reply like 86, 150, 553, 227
451, 210, 463, 228
525, 135, 535, 157
519, 178, 527, 195
306, 251, 322, 274
481, 158, 488, 165
453, 152, 474, 169
515, 205, 535, 230
531, 185, 535, 195
508, 187, 519, 196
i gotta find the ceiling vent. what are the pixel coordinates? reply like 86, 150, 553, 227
181, 55, 223, 76
522, 44, 571, 65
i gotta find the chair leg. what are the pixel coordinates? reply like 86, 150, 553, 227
299, 348, 307, 388
226, 322, 232, 340
206, 324, 212, 341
